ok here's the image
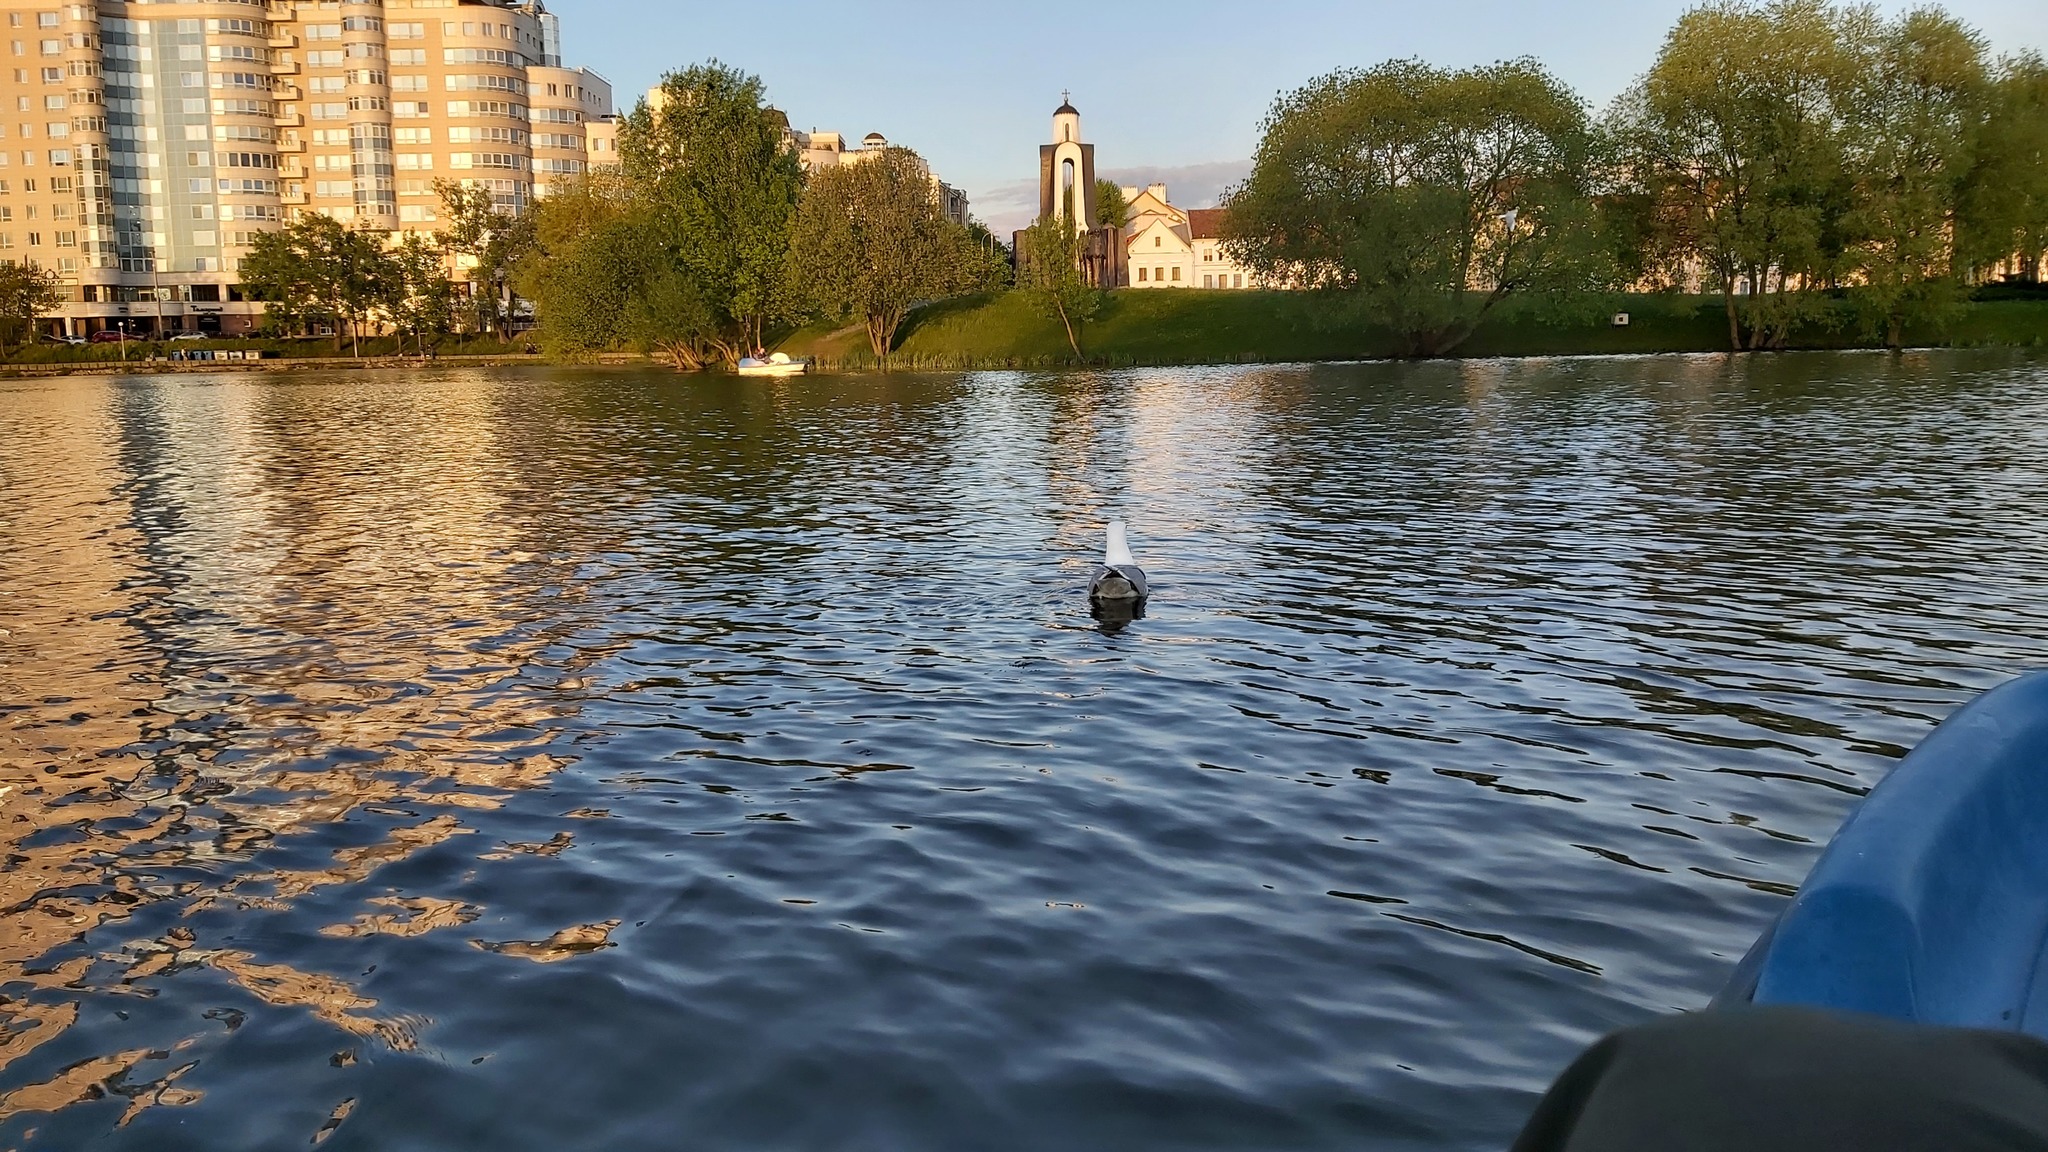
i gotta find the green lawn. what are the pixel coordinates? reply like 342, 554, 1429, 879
781, 290, 2048, 370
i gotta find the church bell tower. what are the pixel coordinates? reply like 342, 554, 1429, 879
1039, 93, 1099, 228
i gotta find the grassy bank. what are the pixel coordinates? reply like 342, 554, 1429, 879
0, 333, 531, 369
781, 291, 2048, 370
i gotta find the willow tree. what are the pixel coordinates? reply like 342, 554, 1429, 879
514, 169, 658, 359
1960, 54, 2048, 284
1840, 9, 1992, 348
784, 147, 998, 360
619, 61, 804, 364
1612, 0, 1858, 351
1223, 58, 1605, 358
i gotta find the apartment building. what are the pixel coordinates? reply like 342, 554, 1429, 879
789, 128, 971, 228
0, 0, 610, 338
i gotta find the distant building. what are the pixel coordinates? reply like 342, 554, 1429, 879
585, 115, 620, 170
0, 0, 614, 339
1015, 96, 1119, 288
788, 126, 970, 227
1121, 185, 1261, 290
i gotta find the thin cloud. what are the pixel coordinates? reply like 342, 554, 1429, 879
974, 160, 1252, 236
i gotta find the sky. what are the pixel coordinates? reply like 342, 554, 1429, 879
552, 0, 2048, 235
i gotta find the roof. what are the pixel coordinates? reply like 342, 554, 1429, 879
1127, 219, 1192, 251
1056, 101, 1079, 115
1188, 208, 1230, 240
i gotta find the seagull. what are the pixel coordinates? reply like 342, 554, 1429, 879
1089, 520, 1150, 606
1501, 209, 1519, 232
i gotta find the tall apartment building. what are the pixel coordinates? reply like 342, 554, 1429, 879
0, 0, 611, 338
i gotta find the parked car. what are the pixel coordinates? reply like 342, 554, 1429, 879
170, 332, 210, 341
89, 330, 130, 344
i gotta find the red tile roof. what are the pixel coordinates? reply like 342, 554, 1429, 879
1187, 208, 1230, 239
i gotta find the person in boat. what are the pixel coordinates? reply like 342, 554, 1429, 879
1514, 1007, 2048, 1151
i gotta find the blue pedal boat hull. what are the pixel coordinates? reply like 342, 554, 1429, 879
1721, 672, 2048, 1034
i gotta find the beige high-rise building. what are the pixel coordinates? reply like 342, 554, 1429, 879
0, 0, 612, 338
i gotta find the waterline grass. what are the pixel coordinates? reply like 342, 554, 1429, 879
780, 291, 2048, 372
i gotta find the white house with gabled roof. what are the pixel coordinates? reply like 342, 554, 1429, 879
1121, 185, 1263, 290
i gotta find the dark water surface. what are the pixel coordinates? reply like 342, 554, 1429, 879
3, 353, 2047, 1151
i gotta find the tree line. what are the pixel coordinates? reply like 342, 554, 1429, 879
1223, 0, 2048, 355
237, 179, 524, 355
517, 63, 1009, 368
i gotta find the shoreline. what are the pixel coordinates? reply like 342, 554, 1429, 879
3, 342, 2043, 380
781, 291, 2048, 373
3, 293, 2042, 379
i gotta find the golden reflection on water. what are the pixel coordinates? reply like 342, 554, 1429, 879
0, 375, 606, 1137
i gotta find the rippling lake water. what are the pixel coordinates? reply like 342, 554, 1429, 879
3, 353, 2047, 1151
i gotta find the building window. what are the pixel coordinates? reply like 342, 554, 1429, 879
1234, 274, 1243, 288
1171, 267, 1180, 282
1153, 235, 1161, 248
1137, 267, 1147, 283
1203, 275, 1213, 289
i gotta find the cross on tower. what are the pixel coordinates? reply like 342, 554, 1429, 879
1062, 90, 1071, 105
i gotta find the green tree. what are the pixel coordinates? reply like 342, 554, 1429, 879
242, 214, 391, 354
1224, 58, 1606, 357
0, 259, 62, 355
1839, 9, 1991, 348
512, 170, 654, 359
1095, 180, 1130, 230
1960, 54, 2048, 284
785, 146, 997, 359
1614, 0, 1858, 350
1017, 214, 1103, 360
620, 61, 805, 364
382, 231, 458, 358
436, 179, 527, 341
626, 261, 725, 370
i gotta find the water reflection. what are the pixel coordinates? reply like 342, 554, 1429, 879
0, 356, 2045, 1151
1, 374, 609, 1139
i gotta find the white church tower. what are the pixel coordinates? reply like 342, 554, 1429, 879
1039, 93, 1099, 228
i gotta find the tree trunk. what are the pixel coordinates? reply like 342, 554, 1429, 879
1054, 298, 1083, 361
1723, 286, 1741, 353
1887, 313, 1904, 352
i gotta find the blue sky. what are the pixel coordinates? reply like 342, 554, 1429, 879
554, 0, 2047, 233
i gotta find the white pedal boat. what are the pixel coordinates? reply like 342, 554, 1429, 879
736, 353, 809, 378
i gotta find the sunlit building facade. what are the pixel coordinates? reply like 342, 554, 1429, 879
0, 0, 610, 338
